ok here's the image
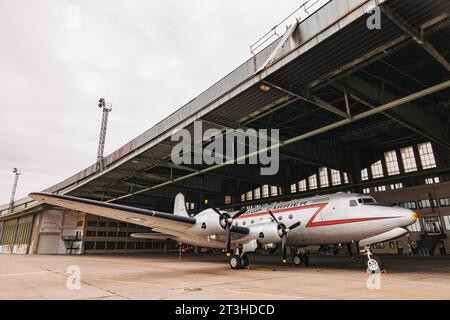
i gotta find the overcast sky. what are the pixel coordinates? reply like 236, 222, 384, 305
0, 0, 322, 205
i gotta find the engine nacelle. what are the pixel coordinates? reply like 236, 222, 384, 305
188, 209, 224, 236
237, 223, 281, 245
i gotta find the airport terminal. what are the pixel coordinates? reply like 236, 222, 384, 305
0, 0, 450, 299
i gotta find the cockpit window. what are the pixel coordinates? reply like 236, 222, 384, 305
358, 198, 376, 204
349, 200, 358, 207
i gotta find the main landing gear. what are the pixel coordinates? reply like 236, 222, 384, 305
362, 245, 385, 273
229, 251, 250, 270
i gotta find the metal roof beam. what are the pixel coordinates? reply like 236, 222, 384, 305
262, 81, 349, 119
105, 79, 450, 203
381, 6, 450, 72
333, 75, 450, 150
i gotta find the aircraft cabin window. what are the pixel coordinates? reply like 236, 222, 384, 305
350, 200, 358, 207
289, 214, 293, 220
278, 216, 283, 221
359, 198, 376, 204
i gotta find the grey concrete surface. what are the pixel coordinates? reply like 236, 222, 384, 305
0, 254, 449, 300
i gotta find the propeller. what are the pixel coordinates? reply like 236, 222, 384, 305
206, 200, 246, 256
268, 210, 301, 263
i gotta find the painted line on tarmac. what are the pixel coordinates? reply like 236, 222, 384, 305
0, 271, 48, 278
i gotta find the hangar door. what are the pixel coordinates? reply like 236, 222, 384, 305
37, 234, 60, 254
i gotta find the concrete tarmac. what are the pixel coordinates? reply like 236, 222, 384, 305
0, 253, 449, 300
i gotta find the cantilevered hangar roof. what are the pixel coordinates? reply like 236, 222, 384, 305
2, 0, 450, 216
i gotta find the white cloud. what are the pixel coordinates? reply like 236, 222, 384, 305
0, 0, 308, 204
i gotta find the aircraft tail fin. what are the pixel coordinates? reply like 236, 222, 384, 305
174, 193, 189, 217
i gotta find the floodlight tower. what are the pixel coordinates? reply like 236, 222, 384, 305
96, 98, 112, 171
9, 168, 21, 213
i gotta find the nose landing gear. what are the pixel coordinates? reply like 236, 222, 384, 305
362, 245, 385, 273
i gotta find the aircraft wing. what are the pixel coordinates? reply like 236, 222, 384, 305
29, 192, 196, 235
29, 192, 250, 249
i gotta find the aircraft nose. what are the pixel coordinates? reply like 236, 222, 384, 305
400, 208, 417, 226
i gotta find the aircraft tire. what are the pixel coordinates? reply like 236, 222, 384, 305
230, 255, 243, 270
293, 254, 302, 266
302, 254, 310, 267
242, 254, 249, 268
293, 253, 309, 267
366, 255, 384, 273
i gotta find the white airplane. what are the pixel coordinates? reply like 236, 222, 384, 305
30, 191, 417, 272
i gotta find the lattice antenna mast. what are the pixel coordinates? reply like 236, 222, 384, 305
9, 168, 21, 213
97, 98, 112, 170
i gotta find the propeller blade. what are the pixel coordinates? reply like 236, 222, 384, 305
281, 235, 287, 263
233, 209, 247, 219
268, 210, 281, 226
289, 222, 301, 230
225, 224, 231, 256
207, 201, 222, 216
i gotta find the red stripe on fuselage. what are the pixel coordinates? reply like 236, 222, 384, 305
235, 202, 395, 227
234, 203, 327, 220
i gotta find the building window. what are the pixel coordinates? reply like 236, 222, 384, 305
270, 186, 278, 197
418, 142, 436, 169
372, 242, 384, 249
319, 167, 329, 188
407, 220, 422, 232
246, 191, 253, 201
84, 241, 95, 250
86, 231, 96, 237
389, 183, 403, 190
87, 220, 98, 227
384, 150, 400, 176
425, 177, 440, 185
371, 161, 384, 179
374, 185, 386, 192
254, 188, 261, 200
95, 242, 106, 250
418, 199, 431, 209
308, 174, 318, 190
241, 194, 246, 202
443, 216, 450, 231
343, 172, 349, 184
290, 184, 297, 194
262, 185, 269, 198
224, 196, 232, 205
330, 169, 341, 186
439, 198, 450, 207
298, 180, 307, 192
361, 168, 369, 181
109, 222, 118, 228
362, 188, 370, 194
399, 201, 417, 209
400, 146, 417, 173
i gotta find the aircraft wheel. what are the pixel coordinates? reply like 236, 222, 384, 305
293, 254, 302, 266
303, 254, 310, 267
229, 255, 243, 270
242, 254, 250, 268
293, 253, 309, 267
366, 255, 383, 273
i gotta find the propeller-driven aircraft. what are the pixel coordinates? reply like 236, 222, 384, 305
30, 191, 417, 272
